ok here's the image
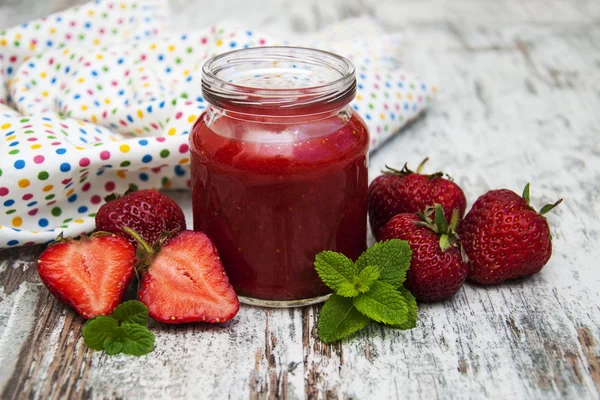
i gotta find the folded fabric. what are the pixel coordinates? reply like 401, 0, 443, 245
0, 0, 436, 248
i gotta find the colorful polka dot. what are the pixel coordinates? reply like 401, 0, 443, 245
0, 13, 435, 249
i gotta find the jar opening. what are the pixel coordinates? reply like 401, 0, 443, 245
201, 47, 356, 116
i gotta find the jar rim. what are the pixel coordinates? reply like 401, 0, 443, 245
201, 46, 356, 115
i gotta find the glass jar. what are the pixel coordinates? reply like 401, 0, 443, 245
190, 47, 369, 307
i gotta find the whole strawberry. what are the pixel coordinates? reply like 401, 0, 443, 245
95, 188, 186, 247
379, 205, 469, 302
37, 232, 136, 318
458, 184, 562, 285
368, 158, 467, 240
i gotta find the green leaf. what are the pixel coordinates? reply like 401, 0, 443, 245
104, 340, 124, 355
337, 282, 360, 298
317, 294, 370, 343
314, 251, 357, 293
355, 240, 412, 288
82, 316, 118, 350
121, 324, 155, 356
355, 265, 380, 293
111, 300, 149, 326
439, 234, 451, 252
539, 198, 563, 215
353, 281, 408, 325
450, 209, 459, 231
522, 183, 530, 205
391, 287, 418, 330
434, 204, 448, 233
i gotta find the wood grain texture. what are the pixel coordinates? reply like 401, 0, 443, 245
1, 0, 600, 398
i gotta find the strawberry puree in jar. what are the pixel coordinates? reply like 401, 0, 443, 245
190, 47, 369, 307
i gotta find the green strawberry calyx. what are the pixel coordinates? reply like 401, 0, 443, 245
416, 204, 468, 262
383, 157, 444, 179
522, 183, 563, 215
104, 183, 139, 203
121, 225, 180, 279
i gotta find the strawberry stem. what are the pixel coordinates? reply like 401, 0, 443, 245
121, 226, 154, 256
416, 157, 429, 174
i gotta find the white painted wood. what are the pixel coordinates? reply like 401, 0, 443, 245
1, 0, 600, 399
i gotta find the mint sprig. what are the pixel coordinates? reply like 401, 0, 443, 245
315, 239, 416, 343
82, 301, 155, 356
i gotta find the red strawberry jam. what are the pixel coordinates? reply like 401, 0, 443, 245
190, 47, 369, 305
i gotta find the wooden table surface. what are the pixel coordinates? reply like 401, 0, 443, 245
1, 0, 600, 399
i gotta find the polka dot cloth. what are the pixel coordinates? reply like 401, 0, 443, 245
0, 1, 436, 248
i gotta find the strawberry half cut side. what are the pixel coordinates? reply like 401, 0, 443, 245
132, 230, 240, 324
37, 233, 136, 319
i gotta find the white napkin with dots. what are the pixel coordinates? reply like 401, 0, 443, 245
0, 0, 436, 248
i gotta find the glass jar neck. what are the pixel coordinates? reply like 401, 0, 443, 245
201, 47, 356, 117
203, 103, 354, 125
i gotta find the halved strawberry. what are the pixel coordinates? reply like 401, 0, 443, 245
37, 233, 136, 318
134, 230, 240, 324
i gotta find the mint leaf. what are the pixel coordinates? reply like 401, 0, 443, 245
353, 281, 408, 325
392, 287, 418, 330
121, 324, 155, 356
317, 294, 370, 343
104, 340, 124, 355
337, 282, 360, 297
314, 251, 357, 293
355, 265, 380, 293
82, 316, 118, 350
112, 300, 149, 326
355, 239, 412, 288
